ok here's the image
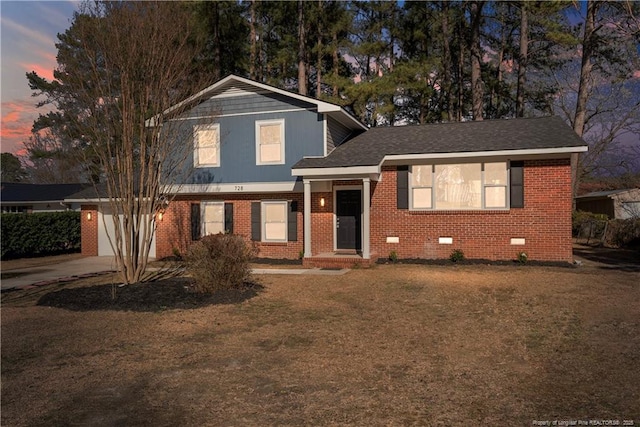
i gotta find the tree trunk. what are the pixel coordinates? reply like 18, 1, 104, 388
316, 0, 322, 97
298, 0, 307, 95
470, 1, 485, 121
574, 0, 596, 138
332, 30, 339, 97
457, 36, 464, 122
516, 2, 528, 118
441, 1, 453, 121
212, 1, 222, 81
572, 0, 597, 200
249, 0, 257, 80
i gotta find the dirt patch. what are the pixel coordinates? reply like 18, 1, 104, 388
2, 264, 639, 425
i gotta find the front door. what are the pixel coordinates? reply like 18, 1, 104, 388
336, 189, 361, 251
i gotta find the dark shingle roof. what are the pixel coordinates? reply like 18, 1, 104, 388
0, 183, 91, 203
293, 116, 587, 169
65, 184, 107, 200
576, 188, 640, 199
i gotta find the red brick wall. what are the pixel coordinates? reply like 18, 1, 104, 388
310, 192, 333, 255
370, 159, 573, 262
156, 193, 304, 260
81, 205, 98, 256
153, 159, 573, 262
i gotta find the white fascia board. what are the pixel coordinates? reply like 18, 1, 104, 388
292, 165, 380, 177
165, 181, 304, 194
382, 146, 588, 163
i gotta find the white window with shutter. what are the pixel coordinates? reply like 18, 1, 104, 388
256, 119, 285, 165
194, 124, 220, 167
201, 201, 225, 236
262, 201, 287, 242
409, 162, 509, 210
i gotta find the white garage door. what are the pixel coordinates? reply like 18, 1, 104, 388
98, 206, 156, 258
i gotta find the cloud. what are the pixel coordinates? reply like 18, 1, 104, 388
0, 100, 39, 154
0, 16, 53, 47
19, 62, 55, 81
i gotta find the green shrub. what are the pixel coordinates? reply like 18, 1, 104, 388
388, 250, 398, 263
1, 211, 81, 259
185, 233, 257, 294
449, 249, 465, 263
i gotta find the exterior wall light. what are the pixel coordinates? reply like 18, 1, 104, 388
320, 197, 325, 207
86, 212, 92, 221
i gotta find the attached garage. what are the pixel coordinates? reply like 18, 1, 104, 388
97, 205, 156, 258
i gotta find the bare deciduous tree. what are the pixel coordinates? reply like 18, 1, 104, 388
68, 1, 211, 284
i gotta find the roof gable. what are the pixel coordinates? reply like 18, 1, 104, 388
151, 74, 367, 131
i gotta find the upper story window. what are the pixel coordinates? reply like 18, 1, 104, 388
194, 124, 220, 167
410, 162, 508, 210
256, 119, 285, 165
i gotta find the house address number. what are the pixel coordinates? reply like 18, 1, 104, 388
234, 185, 244, 191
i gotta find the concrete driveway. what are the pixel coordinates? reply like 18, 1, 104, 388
1, 257, 118, 291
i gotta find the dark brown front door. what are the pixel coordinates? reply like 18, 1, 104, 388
336, 189, 361, 250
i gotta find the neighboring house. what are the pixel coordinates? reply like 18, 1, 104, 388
75, 74, 588, 266
576, 188, 640, 219
0, 182, 88, 213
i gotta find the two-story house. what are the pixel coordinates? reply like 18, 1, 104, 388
75, 74, 588, 266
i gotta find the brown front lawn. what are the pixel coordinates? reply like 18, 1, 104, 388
2, 263, 639, 425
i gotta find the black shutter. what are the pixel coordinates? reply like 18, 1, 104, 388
510, 161, 524, 208
397, 166, 409, 209
224, 203, 234, 234
251, 202, 261, 241
288, 201, 298, 241
190, 203, 201, 240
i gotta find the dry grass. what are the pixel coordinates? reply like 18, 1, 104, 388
2, 263, 639, 426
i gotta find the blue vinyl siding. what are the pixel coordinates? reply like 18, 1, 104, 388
186, 109, 324, 184
326, 116, 353, 153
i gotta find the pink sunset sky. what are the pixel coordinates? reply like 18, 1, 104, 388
1, 1, 78, 155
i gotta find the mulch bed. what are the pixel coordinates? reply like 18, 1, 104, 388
36, 278, 263, 312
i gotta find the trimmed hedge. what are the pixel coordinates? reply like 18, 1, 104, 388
1, 211, 81, 259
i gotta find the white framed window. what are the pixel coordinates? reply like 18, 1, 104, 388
483, 162, 508, 208
410, 162, 508, 210
262, 201, 287, 242
194, 123, 220, 167
256, 119, 285, 165
202, 201, 225, 236
410, 165, 433, 209
435, 163, 482, 209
